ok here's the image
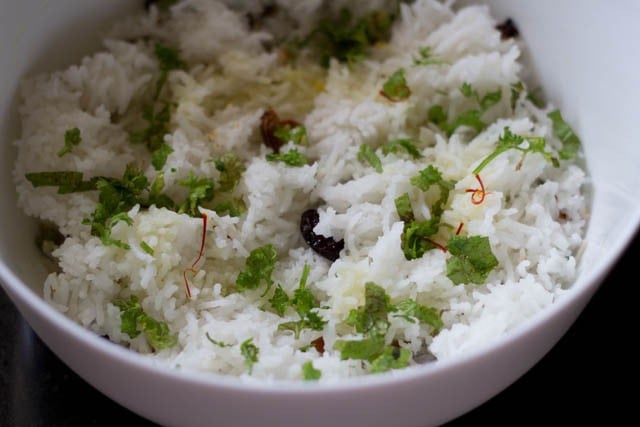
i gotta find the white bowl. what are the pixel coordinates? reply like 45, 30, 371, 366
1, 1, 639, 426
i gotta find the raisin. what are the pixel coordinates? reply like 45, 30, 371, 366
260, 109, 303, 153
496, 18, 519, 40
311, 336, 325, 353
300, 209, 344, 261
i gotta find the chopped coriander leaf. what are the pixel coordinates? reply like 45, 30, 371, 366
346, 282, 391, 335
57, 127, 82, 157
427, 105, 448, 129
205, 332, 230, 348
140, 241, 154, 255
547, 110, 581, 160
412, 46, 447, 67
114, 295, 177, 351
236, 244, 278, 292
177, 173, 215, 217
274, 124, 308, 146
269, 285, 290, 316
266, 148, 309, 167
446, 235, 498, 285
381, 138, 423, 159
393, 300, 443, 331
358, 144, 383, 173
302, 361, 322, 380
25, 171, 98, 194
369, 346, 412, 373
472, 127, 559, 175
240, 338, 259, 374
380, 68, 411, 102
154, 43, 187, 73
214, 153, 245, 192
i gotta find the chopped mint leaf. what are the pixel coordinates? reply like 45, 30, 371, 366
240, 338, 259, 374
358, 144, 383, 173
369, 346, 411, 373
236, 244, 278, 292
547, 109, 580, 160
266, 149, 309, 167
214, 153, 245, 192
154, 43, 186, 73
177, 173, 215, 217
57, 127, 82, 157
302, 361, 322, 380
380, 68, 411, 102
381, 138, 423, 159
148, 173, 176, 210
114, 295, 177, 350
446, 235, 499, 285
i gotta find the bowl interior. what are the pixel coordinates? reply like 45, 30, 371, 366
2, 1, 640, 426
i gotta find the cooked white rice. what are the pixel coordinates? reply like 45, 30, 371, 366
12, 0, 588, 382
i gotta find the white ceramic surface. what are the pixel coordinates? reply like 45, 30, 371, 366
1, 1, 639, 426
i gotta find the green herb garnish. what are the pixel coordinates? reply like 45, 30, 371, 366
114, 295, 177, 351
269, 285, 290, 316
205, 332, 230, 348
358, 144, 383, 173
177, 173, 215, 217
266, 149, 309, 167
236, 244, 278, 293
57, 127, 82, 157
369, 346, 412, 373
446, 235, 498, 285
277, 265, 326, 338
429, 83, 502, 136
334, 282, 440, 373
297, 8, 394, 67
274, 124, 308, 146
380, 68, 411, 102
130, 44, 186, 170
547, 109, 580, 160
381, 138, 423, 159
240, 338, 260, 374
393, 300, 443, 331
214, 153, 245, 192
412, 46, 447, 67
213, 198, 246, 218
25, 171, 97, 194
302, 361, 322, 380
140, 241, 154, 255
472, 127, 559, 174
